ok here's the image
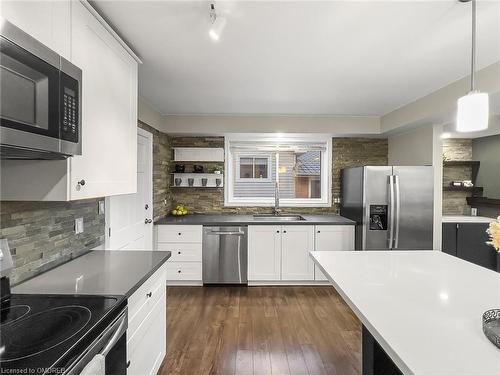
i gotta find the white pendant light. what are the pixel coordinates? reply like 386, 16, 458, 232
209, 3, 226, 42
456, 0, 489, 132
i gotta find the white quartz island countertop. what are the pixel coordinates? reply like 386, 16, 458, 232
310, 251, 500, 375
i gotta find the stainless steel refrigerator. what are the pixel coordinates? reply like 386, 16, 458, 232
340, 166, 434, 250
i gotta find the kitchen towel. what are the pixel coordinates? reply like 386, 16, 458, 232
79, 354, 105, 375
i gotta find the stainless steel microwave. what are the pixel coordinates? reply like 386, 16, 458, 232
0, 18, 82, 159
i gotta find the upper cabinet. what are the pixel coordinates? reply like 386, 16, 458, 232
70, 1, 138, 199
0, 0, 138, 201
0, 0, 71, 59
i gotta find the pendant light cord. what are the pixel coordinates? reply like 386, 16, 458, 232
471, 0, 476, 91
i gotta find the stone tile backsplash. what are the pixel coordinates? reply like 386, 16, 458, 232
169, 137, 388, 214
0, 199, 104, 285
442, 138, 473, 215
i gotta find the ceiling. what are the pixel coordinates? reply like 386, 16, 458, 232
92, 0, 500, 116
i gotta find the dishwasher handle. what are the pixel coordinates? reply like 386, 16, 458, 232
207, 231, 245, 236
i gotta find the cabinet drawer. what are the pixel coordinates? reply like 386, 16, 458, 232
157, 225, 202, 243
128, 263, 166, 324
127, 293, 166, 375
157, 243, 202, 262
166, 262, 202, 281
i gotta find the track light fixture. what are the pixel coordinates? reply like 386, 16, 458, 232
209, 3, 226, 42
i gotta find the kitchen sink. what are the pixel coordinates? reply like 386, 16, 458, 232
253, 214, 305, 221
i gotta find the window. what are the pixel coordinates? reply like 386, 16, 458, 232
225, 137, 332, 207
237, 156, 270, 180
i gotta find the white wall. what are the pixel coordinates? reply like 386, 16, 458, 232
160, 114, 380, 135
388, 126, 434, 165
138, 96, 164, 131
388, 124, 443, 250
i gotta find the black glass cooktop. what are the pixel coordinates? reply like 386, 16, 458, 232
0, 294, 126, 374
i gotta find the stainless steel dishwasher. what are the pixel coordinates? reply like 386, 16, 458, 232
202, 226, 248, 284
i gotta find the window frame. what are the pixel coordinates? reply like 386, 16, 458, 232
224, 136, 332, 207
236, 154, 272, 182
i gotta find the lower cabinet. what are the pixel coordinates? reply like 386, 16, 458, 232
314, 225, 355, 281
281, 226, 315, 280
127, 262, 167, 375
248, 224, 355, 283
156, 225, 203, 285
442, 222, 497, 271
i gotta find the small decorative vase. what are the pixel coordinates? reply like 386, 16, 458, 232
188, 178, 194, 187
174, 178, 182, 186
215, 178, 222, 187
201, 178, 208, 187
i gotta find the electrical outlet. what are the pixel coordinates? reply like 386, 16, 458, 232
75, 218, 84, 234
471, 208, 477, 216
98, 200, 105, 214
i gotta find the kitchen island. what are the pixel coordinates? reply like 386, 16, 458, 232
310, 250, 500, 375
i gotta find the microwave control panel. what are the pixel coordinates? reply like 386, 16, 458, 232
60, 73, 79, 143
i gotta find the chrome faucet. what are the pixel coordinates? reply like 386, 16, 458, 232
274, 181, 281, 216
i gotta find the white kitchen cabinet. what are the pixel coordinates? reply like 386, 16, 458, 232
127, 261, 167, 375
248, 225, 282, 281
314, 225, 355, 281
156, 225, 203, 285
281, 225, 315, 280
1, 0, 71, 59
0, 0, 139, 201
69, 0, 137, 199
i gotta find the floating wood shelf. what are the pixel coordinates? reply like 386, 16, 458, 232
443, 160, 480, 167
443, 186, 483, 196
466, 197, 500, 208
173, 147, 224, 162
171, 173, 223, 188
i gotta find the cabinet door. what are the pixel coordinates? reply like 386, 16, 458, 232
248, 225, 281, 281
1, 0, 71, 59
70, 1, 138, 199
457, 223, 497, 271
281, 225, 315, 281
314, 225, 355, 280
442, 223, 457, 257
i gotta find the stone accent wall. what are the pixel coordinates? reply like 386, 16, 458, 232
169, 137, 388, 214
0, 199, 104, 285
442, 138, 473, 215
138, 121, 171, 219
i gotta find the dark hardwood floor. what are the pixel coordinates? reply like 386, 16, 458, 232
159, 286, 361, 375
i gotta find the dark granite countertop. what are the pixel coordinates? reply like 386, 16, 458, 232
154, 214, 355, 226
13, 250, 171, 297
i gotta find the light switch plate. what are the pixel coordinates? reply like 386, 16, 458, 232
98, 200, 105, 214
471, 208, 477, 216
75, 218, 84, 234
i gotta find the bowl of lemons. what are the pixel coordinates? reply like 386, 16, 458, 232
171, 205, 188, 216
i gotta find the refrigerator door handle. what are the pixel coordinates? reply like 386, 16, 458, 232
394, 175, 401, 249
388, 175, 395, 249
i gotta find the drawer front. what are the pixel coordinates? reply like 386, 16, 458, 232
157, 225, 202, 243
128, 275, 166, 339
128, 263, 167, 323
166, 261, 202, 281
157, 243, 202, 262
127, 293, 166, 375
